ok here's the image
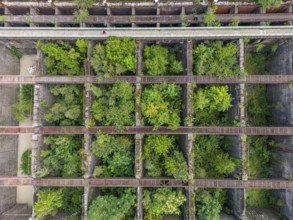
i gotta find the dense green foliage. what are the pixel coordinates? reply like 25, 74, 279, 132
248, 136, 272, 179
193, 85, 232, 126
12, 85, 33, 122
39, 135, 82, 177
247, 189, 274, 209
86, 188, 136, 220
245, 52, 268, 75
34, 188, 83, 218
203, 6, 220, 27
44, 85, 83, 126
195, 189, 226, 220
143, 44, 183, 75
142, 83, 182, 130
194, 135, 238, 178
144, 135, 188, 180
88, 82, 135, 131
40, 39, 88, 76
91, 37, 136, 77
143, 188, 186, 220
74, 0, 95, 22
20, 149, 31, 175
91, 133, 134, 177
193, 41, 239, 77
194, 136, 237, 219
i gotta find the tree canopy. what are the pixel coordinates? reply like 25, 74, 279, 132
86, 188, 136, 220
193, 85, 232, 126
142, 83, 182, 130
40, 39, 88, 76
144, 135, 188, 180
44, 85, 83, 126
39, 135, 82, 177
143, 188, 186, 220
193, 41, 239, 77
12, 85, 33, 122
143, 44, 183, 76
88, 81, 135, 131
91, 133, 134, 177
91, 37, 136, 77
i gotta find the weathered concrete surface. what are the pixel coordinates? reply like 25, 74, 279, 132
0, 44, 20, 215
267, 39, 293, 219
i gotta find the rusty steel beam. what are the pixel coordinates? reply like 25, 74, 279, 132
0, 75, 292, 85
0, 177, 292, 189
0, 126, 293, 135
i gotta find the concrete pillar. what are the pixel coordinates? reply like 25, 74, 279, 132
156, 7, 160, 27
135, 41, 143, 220
106, 7, 111, 27
54, 7, 60, 27
4, 7, 10, 27
260, 7, 266, 26
288, 5, 293, 25
131, 7, 136, 27
29, 7, 37, 27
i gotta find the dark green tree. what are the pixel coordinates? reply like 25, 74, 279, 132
12, 85, 33, 122
88, 81, 135, 131
193, 41, 239, 77
20, 149, 32, 175
91, 133, 134, 177
142, 83, 182, 130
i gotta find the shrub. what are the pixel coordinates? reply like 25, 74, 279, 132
12, 85, 33, 122
20, 149, 32, 175
142, 83, 182, 130
256, 0, 281, 9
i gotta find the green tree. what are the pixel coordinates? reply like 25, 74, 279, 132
194, 135, 238, 178
34, 188, 64, 217
39, 135, 82, 177
143, 45, 183, 75
193, 41, 239, 77
256, 0, 280, 9
143, 188, 186, 220
44, 85, 83, 126
196, 189, 225, 220
20, 149, 31, 175
91, 133, 134, 177
142, 83, 182, 130
144, 135, 188, 180
91, 37, 136, 77
86, 189, 136, 220
12, 85, 33, 122
245, 52, 268, 75
88, 81, 135, 131
193, 85, 232, 126
203, 6, 220, 27
40, 39, 88, 76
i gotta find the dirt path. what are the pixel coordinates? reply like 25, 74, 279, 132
16, 55, 37, 207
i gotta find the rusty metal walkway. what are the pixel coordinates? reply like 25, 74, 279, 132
0, 75, 292, 85
0, 177, 292, 189
0, 126, 292, 135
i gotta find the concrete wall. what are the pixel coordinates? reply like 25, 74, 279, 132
0, 44, 20, 214
267, 39, 293, 219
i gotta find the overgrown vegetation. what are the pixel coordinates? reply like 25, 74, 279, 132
144, 135, 188, 180
38, 135, 82, 178
194, 135, 238, 219
91, 37, 136, 78
142, 83, 182, 130
86, 188, 136, 220
88, 81, 135, 131
203, 6, 220, 27
246, 189, 275, 209
143, 188, 186, 220
256, 0, 281, 9
13, 85, 33, 122
34, 187, 83, 219
74, 0, 95, 22
143, 44, 183, 75
193, 85, 232, 126
39, 39, 88, 76
91, 133, 134, 177
193, 41, 239, 77
20, 149, 32, 176
44, 85, 83, 126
